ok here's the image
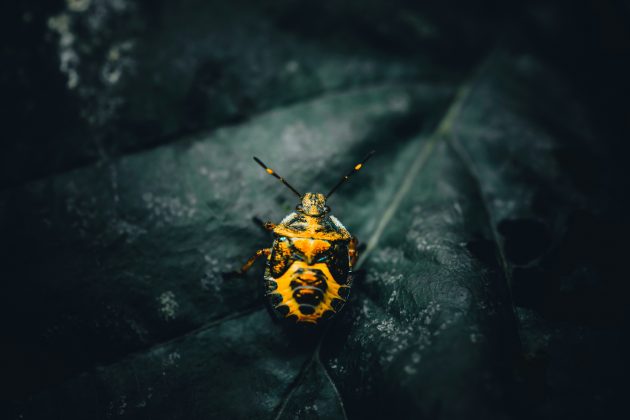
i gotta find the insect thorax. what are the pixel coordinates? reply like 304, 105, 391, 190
273, 211, 351, 241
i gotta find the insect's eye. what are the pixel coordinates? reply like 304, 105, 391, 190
324, 206, 331, 213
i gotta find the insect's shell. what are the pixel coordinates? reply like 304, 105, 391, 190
264, 211, 353, 324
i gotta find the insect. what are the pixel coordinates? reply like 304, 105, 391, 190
237, 151, 375, 324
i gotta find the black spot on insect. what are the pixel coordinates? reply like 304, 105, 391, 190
287, 214, 307, 231
315, 218, 337, 233
269, 293, 283, 306
326, 242, 350, 285
299, 304, 316, 315
265, 280, 278, 292
276, 305, 290, 316
293, 288, 324, 306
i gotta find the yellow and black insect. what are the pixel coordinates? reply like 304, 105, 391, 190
238, 151, 374, 324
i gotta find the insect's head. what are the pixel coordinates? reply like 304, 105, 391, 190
252, 151, 375, 212
296, 193, 329, 217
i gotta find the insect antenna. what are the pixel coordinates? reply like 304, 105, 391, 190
326, 150, 375, 198
253, 157, 302, 198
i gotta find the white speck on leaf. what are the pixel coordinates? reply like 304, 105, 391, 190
388, 93, 411, 113
201, 254, 224, 295
387, 290, 398, 306
47, 13, 80, 89
114, 220, 147, 243
404, 365, 417, 375
285, 60, 300, 73
66, 0, 91, 12
157, 291, 179, 320
163, 351, 181, 368
143, 193, 198, 226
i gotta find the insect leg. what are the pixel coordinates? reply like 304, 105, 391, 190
238, 248, 271, 274
349, 237, 359, 268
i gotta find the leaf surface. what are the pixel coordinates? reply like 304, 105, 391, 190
3, 6, 623, 418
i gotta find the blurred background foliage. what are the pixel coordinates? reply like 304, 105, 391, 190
3, 0, 629, 189
1, 0, 629, 419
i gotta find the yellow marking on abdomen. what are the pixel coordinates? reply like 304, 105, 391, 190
269, 261, 347, 323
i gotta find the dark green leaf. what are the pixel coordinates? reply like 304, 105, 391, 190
1, 83, 452, 408
3, 2, 626, 419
